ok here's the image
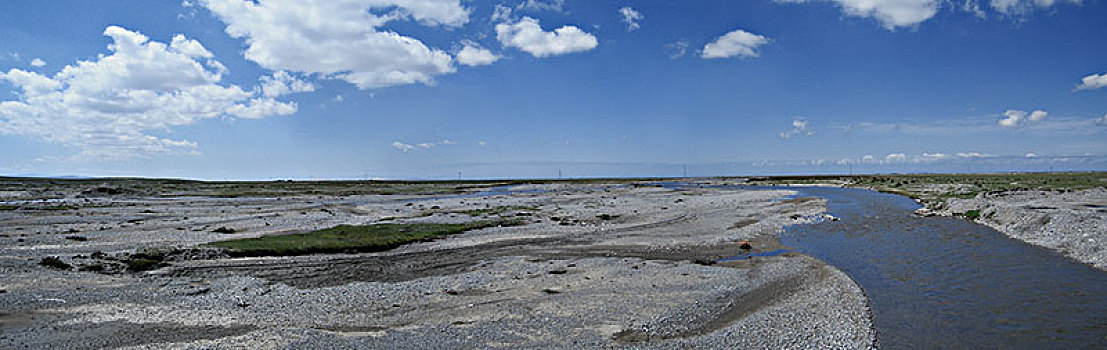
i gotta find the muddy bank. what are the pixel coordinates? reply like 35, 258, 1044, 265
0, 180, 875, 348
937, 188, 1107, 270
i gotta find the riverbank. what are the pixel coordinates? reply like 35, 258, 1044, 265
0, 179, 876, 348
940, 188, 1107, 270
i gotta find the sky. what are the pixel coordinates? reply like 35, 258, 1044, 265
0, 0, 1105, 180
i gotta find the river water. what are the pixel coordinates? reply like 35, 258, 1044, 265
778, 186, 1107, 348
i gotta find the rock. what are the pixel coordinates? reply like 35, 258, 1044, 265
739, 242, 753, 250
212, 227, 237, 234
548, 269, 568, 275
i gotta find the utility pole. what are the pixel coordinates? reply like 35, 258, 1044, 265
558, 168, 562, 179
457, 171, 462, 181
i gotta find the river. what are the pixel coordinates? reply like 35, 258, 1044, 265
779, 186, 1107, 348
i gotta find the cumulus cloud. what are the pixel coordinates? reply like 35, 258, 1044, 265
199, 0, 468, 89
885, 153, 907, 163
456, 42, 500, 66
779, 119, 814, 138
1097, 113, 1107, 126
1075, 73, 1107, 91
774, 0, 941, 29
495, 17, 598, 58
0, 26, 294, 160
998, 109, 1048, 128
619, 6, 644, 31
702, 29, 770, 59
260, 70, 315, 98
989, 0, 1080, 15
29, 58, 46, 67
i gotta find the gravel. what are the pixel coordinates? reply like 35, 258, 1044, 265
941, 188, 1107, 270
0, 181, 876, 348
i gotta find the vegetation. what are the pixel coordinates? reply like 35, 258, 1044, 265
749, 172, 1107, 208
39, 256, 72, 270
451, 206, 536, 217
125, 258, 163, 272
207, 220, 524, 257
954, 210, 982, 220
0, 176, 681, 199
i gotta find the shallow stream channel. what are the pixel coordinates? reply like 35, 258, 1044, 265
763, 186, 1107, 348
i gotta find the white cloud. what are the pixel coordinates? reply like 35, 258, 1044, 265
199, 0, 469, 89
491, 5, 514, 22
619, 6, 644, 32
1025, 152, 1039, 158
957, 152, 991, 158
477, 140, 487, 147
169, 34, 213, 59
998, 109, 1047, 128
919, 152, 951, 162
990, 0, 1080, 15
666, 40, 689, 59
779, 119, 814, 138
392, 141, 417, 152
1097, 113, 1107, 126
456, 42, 500, 66
774, 0, 941, 29
1075, 73, 1107, 91
29, 58, 46, 67
0, 26, 294, 160
962, 0, 987, 18
702, 29, 770, 59
518, 0, 564, 12
391, 139, 456, 152
861, 154, 877, 163
495, 17, 598, 58
260, 70, 315, 98
886, 153, 907, 163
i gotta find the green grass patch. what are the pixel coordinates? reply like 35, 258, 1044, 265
0, 205, 18, 210
954, 210, 982, 220
206, 220, 524, 257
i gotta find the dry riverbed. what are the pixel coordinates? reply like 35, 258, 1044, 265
0, 180, 875, 349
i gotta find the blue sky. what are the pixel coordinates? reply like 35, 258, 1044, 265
0, 0, 1105, 180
